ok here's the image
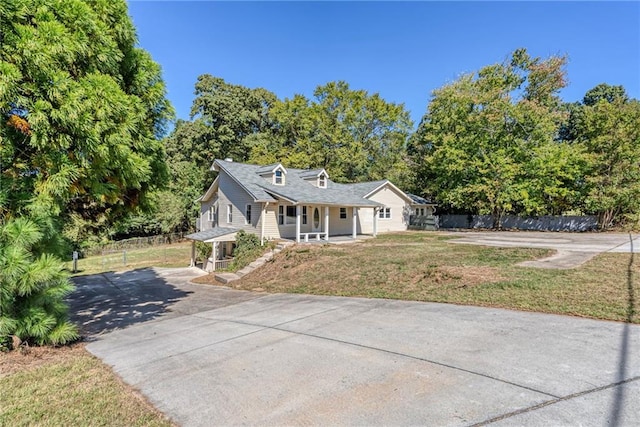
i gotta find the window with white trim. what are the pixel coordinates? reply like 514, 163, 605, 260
302, 206, 307, 225
286, 206, 296, 225
379, 207, 391, 219
278, 205, 284, 225
339, 207, 347, 219
274, 169, 284, 185
208, 206, 215, 222
245, 204, 252, 224
227, 204, 233, 223
318, 175, 326, 188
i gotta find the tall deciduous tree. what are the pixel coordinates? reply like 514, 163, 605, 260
410, 49, 587, 226
582, 83, 629, 106
250, 81, 414, 186
161, 76, 277, 232
0, 0, 172, 346
166, 74, 277, 168
577, 97, 640, 227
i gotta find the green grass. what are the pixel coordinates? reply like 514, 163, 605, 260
0, 345, 173, 427
218, 231, 638, 323
68, 242, 192, 276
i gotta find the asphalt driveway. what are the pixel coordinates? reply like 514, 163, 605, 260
70, 267, 640, 426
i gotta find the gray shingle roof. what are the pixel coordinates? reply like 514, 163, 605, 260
255, 163, 282, 175
213, 161, 278, 202
186, 227, 238, 242
298, 169, 326, 179
212, 159, 386, 207
406, 193, 435, 205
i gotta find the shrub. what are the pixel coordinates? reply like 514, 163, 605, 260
230, 231, 263, 270
0, 218, 79, 349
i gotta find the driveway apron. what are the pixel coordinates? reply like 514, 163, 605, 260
72, 268, 640, 426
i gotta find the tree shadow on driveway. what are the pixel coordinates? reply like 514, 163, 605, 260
67, 268, 193, 340
610, 234, 637, 426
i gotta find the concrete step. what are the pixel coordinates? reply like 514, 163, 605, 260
214, 273, 240, 284
249, 259, 266, 269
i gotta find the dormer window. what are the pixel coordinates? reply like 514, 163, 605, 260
318, 174, 327, 188
274, 169, 284, 185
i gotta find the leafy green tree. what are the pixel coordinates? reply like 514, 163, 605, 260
577, 98, 640, 228
583, 83, 629, 106
160, 76, 277, 232
166, 74, 277, 169
0, 0, 172, 346
411, 49, 586, 226
1, 0, 172, 229
557, 84, 639, 228
250, 81, 414, 186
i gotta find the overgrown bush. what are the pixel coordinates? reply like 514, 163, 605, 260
0, 218, 79, 350
196, 241, 212, 262
230, 231, 263, 270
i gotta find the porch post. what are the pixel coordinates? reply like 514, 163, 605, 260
373, 207, 378, 237
352, 207, 357, 239
324, 206, 330, 241
190, 240, 195, 267
211, 241, 216, 271
261, 202, 267, 245
295, 205, 301, 243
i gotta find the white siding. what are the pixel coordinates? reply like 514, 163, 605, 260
260, 203, 281, 240
329, 207, 354, 235
357, 207, 375, 234
366, 185, 410, 232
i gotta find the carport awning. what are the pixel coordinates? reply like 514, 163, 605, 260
186, 227, 238, 243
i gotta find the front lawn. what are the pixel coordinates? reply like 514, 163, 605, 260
68, 242, 192, 276
197, 232, 638, 323
0, 345, 172, 426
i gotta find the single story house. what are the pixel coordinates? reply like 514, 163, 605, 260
186, 159, 436, 270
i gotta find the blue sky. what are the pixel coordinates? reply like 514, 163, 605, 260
127, 1, 640, 127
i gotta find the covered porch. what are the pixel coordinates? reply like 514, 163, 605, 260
185, 227, 238, 272
273, 204, 382, 244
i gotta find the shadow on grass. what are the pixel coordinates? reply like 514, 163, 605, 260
67, 268, 192, 340
610, 233, 636, 426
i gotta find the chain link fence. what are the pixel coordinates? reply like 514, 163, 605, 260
68, 240, 192, 276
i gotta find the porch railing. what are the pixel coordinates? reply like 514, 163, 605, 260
214, 258, 233, 270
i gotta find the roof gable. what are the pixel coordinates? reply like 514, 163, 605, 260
256, 163, 287, 176
298, 168, 328, 179
361, 181, 414, 203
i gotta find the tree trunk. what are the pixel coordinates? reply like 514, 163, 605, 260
492, 208, 503, 230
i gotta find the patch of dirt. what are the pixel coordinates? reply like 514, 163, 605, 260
410, 265, 503, 287
443, 266, 504, 286
190, 274, 217, 285
0, 342, 87, 378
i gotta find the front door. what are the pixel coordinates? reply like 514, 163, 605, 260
312, 207, 321, 232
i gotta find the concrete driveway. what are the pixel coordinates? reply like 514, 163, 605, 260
70, 267, 640, 426
446, 231, 640, 268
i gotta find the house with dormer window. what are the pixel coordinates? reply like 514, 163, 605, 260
186, 158, 436, 271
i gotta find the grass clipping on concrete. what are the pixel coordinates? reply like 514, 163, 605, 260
202, 232, 638, 323
0, 344, 173, 427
